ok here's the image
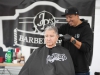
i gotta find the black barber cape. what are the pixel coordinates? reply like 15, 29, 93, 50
19, 45, 75, 75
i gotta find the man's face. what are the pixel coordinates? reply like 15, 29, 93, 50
66, 14, 79, 27
44, 30, 58, 48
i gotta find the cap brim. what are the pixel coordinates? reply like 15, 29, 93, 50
61, 14, 66, 17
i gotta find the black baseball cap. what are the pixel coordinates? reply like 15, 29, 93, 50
62, 7, 79, 16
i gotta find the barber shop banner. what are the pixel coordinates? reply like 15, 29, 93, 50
0, 0, 95, 49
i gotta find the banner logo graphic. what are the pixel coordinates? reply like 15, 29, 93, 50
33, 10, 55, 32
46, 53, 67, 64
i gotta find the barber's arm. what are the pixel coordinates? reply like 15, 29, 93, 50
63, 34, 82, 49
70, 37, 82, 49
63, 32, 93, 52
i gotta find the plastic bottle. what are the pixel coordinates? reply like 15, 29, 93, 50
17, 51, 22, 59
5, 53, 7, 62
15, 48, 20, 59
7, 50, 12, 63
20, 56, 25, 63
13, 49, 16, 60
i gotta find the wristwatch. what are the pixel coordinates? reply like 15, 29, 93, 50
71, 39, 76, 44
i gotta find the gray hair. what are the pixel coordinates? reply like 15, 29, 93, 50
44, 25, 58, 35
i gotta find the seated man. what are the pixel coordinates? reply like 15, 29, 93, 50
18, 25, 75, 75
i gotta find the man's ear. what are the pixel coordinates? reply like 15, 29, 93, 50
57, 35, 59, 40
58, 35, 59, 38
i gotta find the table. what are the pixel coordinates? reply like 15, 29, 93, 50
0, 63, 24, 75
0, 63, 24, 67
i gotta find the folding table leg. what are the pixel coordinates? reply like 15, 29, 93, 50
6, 68, 13, 75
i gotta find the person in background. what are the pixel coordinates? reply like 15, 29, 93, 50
18, 25, 75, 75
58, 6, 93, 75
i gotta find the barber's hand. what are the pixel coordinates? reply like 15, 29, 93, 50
63, 34, 72, 41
